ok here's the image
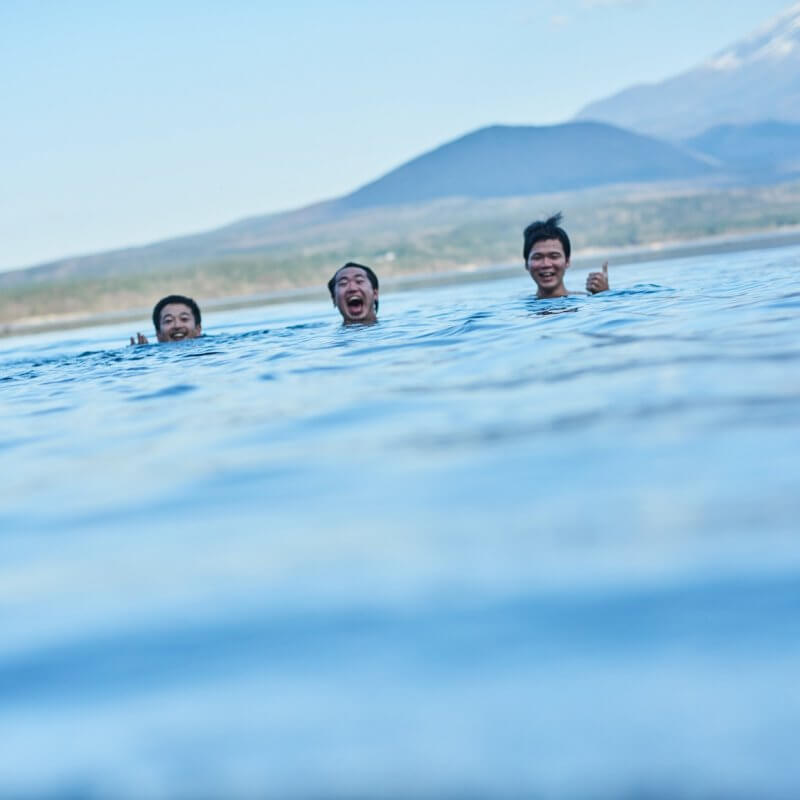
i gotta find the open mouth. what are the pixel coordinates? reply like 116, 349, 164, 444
345, 295, 365, 315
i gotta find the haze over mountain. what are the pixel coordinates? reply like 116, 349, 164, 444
575, 3, 800, 139
341, 122, 711, 208
685, 121, 800, 175
0, 122, 712, 286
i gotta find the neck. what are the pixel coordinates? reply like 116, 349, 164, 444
343, 314, 377, 326
537, 286, 568, 299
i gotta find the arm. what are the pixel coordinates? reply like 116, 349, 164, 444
586, 261, 609, 294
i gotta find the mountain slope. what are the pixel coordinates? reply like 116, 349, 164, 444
684, 121, 800, 173
575, 3, 800, 139
341, 122, 711, 208
0, 122, 712, 286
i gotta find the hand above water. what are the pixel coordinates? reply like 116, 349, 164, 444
130, 332, 149, 345
586, 262, 609, 294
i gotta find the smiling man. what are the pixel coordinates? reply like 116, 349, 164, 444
327, 262, 380, 325
130, 294, 203, 345
524, 213, 609, 298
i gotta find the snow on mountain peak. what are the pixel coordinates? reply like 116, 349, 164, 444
705, 2, 800, 71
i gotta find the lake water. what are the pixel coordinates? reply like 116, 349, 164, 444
2, 246, 800, 798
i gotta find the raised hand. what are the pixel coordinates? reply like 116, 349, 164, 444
586, 261, 609, 294
129, 332, 149, 345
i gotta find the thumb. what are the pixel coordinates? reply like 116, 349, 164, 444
602, 261, 608, 276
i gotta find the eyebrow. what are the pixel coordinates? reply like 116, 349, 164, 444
162, 312, 193, 321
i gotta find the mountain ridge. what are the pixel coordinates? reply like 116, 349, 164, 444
0, 122, 713, 286
684, 121, 800, 174
341, 122, 711, 208
575, 3, 800, 138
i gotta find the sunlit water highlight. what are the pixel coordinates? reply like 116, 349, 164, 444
2, 247, 800, 798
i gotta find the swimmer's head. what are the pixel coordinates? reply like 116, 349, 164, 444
523, 212, 571, 263
523, 213, 571, 298
327, 263, 379, 325
152, 295, 202, 342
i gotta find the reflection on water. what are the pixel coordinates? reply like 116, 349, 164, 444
2, 247, 800, 797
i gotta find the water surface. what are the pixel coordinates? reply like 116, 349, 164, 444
2, 247, 800, 798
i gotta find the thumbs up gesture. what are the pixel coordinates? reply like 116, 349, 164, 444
586, 261, 609, 294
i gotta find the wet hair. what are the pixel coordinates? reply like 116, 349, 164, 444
327, 262, 380, 313
152, 294, 202, 331
523, 212, 571, 263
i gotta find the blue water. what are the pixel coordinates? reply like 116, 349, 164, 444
2, 247, 800, 798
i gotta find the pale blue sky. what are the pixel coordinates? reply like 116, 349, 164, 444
0, 0, 793, 271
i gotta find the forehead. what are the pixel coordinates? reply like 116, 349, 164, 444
159, 303, 194, 321
530, 238, 566, 256
335, 267, 369, 282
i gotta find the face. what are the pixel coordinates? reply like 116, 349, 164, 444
526, 238, 569, 298
156, 303, 202, 342
333, 266, 379, 324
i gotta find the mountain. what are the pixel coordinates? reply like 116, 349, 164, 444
0, 200, 341, 287
0, 122, 712, 286
574, 3, 800, 139
684, 121, 800, 174
341, 122, 711, 208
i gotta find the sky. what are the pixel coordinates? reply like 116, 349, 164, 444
1, 0, 795, 272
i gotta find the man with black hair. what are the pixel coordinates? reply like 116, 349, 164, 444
327, 262, 379, 325
129, 294, 203, 344
523, 213, 609, 298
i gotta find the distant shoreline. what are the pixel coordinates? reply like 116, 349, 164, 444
3, 227, 800, 339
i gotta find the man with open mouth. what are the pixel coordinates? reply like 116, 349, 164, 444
327, 262, 380, 325
524, 213, 609, 298
130, 294, 203, 344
